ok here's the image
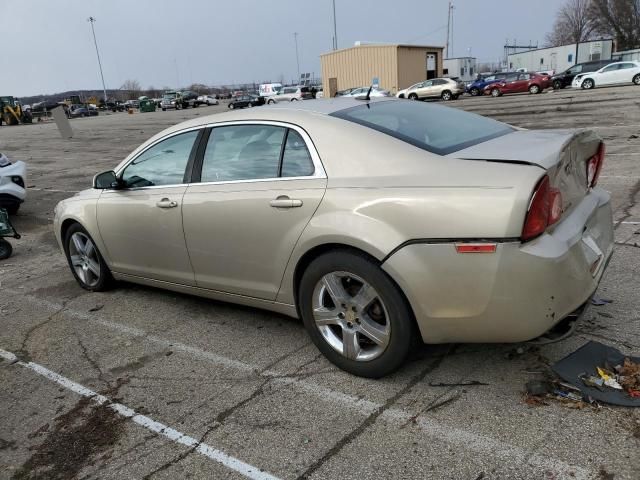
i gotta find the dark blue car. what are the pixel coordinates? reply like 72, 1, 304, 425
465, 73, 507, 96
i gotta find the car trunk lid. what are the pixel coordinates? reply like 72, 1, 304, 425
449, 129, 603, 220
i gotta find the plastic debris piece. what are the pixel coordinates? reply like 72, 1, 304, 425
554, 390, 583, 402
581, 375, 605, 391
629, 390, 640, 398
604, 378, 623, 390
597, 367, 613, 381
590, 296, 612, 306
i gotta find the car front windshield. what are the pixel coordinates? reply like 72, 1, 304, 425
330, 100, 514, 155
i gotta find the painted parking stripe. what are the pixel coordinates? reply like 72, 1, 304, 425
6, 290, 591, 478
0, 348, 280, 480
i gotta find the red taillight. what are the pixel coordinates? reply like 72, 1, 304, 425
521, 175, 563, 242
587, 142, 605, 188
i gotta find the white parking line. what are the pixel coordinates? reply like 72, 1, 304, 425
8, 291, 591, 478
0, 348, 280, 480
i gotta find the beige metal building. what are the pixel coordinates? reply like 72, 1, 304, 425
320, 44, 444, 97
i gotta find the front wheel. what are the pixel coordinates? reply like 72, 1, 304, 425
299, 251, 415, 378
634, 74, 640, 85
470, 88, 479, 96
491, 88, 501, 97
408, 93, 418, 100
441, 90, 452, 101
229, 103, 235, 109
553, 80, 563, 90
582, 78, 595, 90
64, 224, 112, 291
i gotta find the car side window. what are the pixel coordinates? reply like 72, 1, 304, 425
201, 125, 285, 182
602, 64, 619, 72
620, 63, 635, 70
281, 130, 314, 177
122, 130, 199, 188
424, 81, 433, 87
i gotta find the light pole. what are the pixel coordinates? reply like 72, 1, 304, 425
87, 17, 108, 103
294, 32, 300, 84
332, 0, 338, 50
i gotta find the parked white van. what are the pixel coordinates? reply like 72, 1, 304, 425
259, 83, 283, 97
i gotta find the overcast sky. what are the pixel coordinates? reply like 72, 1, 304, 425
4, 0, 562, 97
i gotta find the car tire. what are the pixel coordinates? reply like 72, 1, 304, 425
298, 250, 416, 378
529, 84, 541, 94
634, 74, 640, 85
582, 78, 595, 89
452, 94, 459, 100
408, 93, 418, 100
491, 88, 501, 97
63, 223, 113, 292
441, 90, 452, 101
247, 102, 253, 108
291, 98, 299, 101
470, 88, 479, 96
0, 239, 12, 260
5, 204, 19, 215
162, 108, 166, 111
553, 80, 563, 90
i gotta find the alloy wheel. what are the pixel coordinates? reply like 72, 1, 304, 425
312, 271, 391, 362
68, 232, 101, 287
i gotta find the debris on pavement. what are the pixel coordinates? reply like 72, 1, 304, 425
552, 341, 640, 407
428, 380, 489, 387
590, 296, 613, 306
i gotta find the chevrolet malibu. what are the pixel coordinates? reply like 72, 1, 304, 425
54, 98, 613, 378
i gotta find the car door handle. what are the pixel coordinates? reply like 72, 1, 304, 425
156, 198, 178, 209
269, 196, 303, 208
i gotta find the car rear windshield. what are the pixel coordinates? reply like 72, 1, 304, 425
330, 100, 514, 155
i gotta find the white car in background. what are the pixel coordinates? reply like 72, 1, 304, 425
572, 61, 640, 89
0, 153, 27, 215
340, 87, 391, 98
197, 95, 219, 106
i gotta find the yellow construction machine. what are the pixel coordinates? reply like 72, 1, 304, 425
0, 96, 33, 126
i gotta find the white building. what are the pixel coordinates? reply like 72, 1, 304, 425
507, 39, 613, 74
443, 57, 477, 82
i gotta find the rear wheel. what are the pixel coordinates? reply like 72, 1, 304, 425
634, 74, 640, 85
64, 224, 112, 291
491, 88, 501, 97
529, 84, 541, 94
441, 90, 452, 101
470, 87, 480, 96
299, 250, 415, 378
582, 78, 595, 89
229, 103, 235, 109
267, 99, 275, 104
408, 93, 418, 100
0, 239, 12, 260
553, 80, 563, 90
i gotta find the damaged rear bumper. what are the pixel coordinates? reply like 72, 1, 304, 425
382, 187, 614, 344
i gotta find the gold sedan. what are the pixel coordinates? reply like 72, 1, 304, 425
54, 98, 613, 378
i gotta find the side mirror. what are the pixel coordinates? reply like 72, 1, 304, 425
93, 170, 120, 189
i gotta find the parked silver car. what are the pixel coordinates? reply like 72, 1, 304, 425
54, 98, 613, 378
397, 78, 465, 101
266, 86, 314, 103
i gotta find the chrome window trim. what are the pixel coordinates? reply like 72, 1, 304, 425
112, 120, 326, 192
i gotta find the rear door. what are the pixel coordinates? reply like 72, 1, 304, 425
615, 62, 637, 84
181, 122, 327, 300
596, 64, 620, 85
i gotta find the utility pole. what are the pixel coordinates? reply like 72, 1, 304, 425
332, 0, 338, 50
87, 17, 108, 103
445, 1, 452, 59
294, 32, 300, 84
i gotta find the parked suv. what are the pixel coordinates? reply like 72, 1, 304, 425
551, 60, 611, 90
266, 86, 313, 103
400, 78, 464, 101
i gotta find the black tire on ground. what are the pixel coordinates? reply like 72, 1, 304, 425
0, 239, 12, 260
5, 204, 19, 215
298, 250, 416, 378
452, 94, 459, 100
491, 88, 501, 97
634, 74, 640, 85
408, 93, 418, 100
63, 223, 113, 291
470, 88, 479, 96
229, 103, 235, 109
441, 90, 452, 101
553, 80, 563, 90
529, 84, 541, 94
582, 78, 595, 89
162, 108, 166, 111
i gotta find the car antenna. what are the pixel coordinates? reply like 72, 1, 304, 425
364, 85, 373, 101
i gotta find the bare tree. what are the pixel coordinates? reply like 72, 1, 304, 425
120, 79, 141, 99
145, 85, 161, 98
589, 0, 640, 51
546, 0, 595, 47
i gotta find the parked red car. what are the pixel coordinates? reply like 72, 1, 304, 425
484, 72, 551, 97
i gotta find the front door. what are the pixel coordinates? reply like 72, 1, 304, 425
97, 129, 201, 285
182, 123, 327, 300
596, 64, 620, 85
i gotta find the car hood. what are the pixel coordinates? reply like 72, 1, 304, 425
448, 129, 579, 169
